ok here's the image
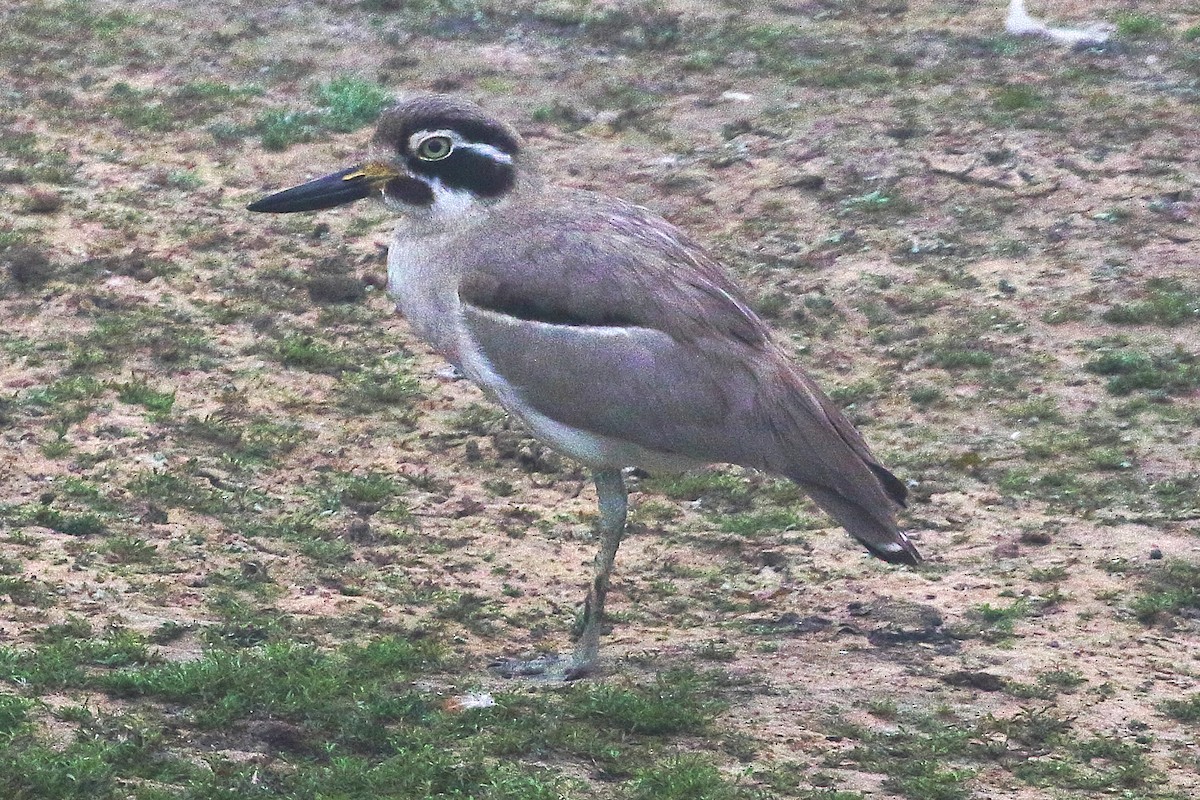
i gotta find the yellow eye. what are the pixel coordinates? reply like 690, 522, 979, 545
416, 135, 453, 161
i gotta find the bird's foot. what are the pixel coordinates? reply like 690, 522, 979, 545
488, 651, 596, 681
489, 652, 568, 680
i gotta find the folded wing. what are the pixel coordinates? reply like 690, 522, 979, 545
456, 196, 919, 564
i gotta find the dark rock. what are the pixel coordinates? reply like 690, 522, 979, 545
4, 246, 56, 287
307, 273, 367, 304
941, 670, 1005, 692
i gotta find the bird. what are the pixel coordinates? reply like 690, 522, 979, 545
248, 94, 921, 678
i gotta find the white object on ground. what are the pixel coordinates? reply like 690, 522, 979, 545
443, 691, 497, 712
1005, 0, 1114, 46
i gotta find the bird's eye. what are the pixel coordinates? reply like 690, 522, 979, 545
416, 135, 453, 161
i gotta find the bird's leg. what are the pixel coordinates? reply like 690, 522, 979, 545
489, 468, 626, 681
567, 468, 627, 678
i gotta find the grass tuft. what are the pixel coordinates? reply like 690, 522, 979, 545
315, 75, 391, 132
994, 85, 1047, 113
1102, 279, 1200, 327
1159, 693, 1200, 723
113, 376, 175, 416
1084, 346, 1200, 396
567, 669, 726, 735
1131, 559, 1200, 623
1113, 12, 1166, 38
256, 109, 321, 150
629, 755, 738, 800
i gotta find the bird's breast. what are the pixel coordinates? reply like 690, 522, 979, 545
386, 235, 462, 360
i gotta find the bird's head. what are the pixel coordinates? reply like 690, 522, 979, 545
247, 94, 525, 224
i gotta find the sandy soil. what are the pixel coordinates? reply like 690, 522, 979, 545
2, 0, 1198, 796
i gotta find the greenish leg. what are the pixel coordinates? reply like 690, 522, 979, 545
490, 468, 627, 681
568, 468, 627, 678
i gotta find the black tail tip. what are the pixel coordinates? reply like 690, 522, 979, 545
865, 538, 922, 566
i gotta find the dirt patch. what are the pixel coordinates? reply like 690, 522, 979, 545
2, 0, 1199, 797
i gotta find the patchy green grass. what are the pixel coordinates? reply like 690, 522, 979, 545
0, 633, 750, 800
719, 507, 813, 537
107, 83, 175, 131
23, 505, 109, 537
254, 74, 390, 150
21, 375, 106, 408
567, 669, 726, 735
994, 85, 1047, 113
5, 1, 1200, 798
315, 75, 391, 132
1103, 279, 1200, 327
81, 308, 216, 371
113, 377, 175, 417
171, 79, 262, 121
628, 755, 740, 800
1005, 668, 1087, 700
838, 187, 915, 218
0, 575, 53, 607
1159, 693, 1200, 724
338, 355, 423, 411
0, 0, 145, 74
644, 470, 753, 511
1113, 12, 1167, 38
963, 599, 1029, 641
827, 704, 1174, 800
256, 108, 322, 151
930, 344, 994, 370
274, 332, 356, 374
1131, 560, 1200, 624
125, 469, 239, 517
178, 414, 305, 466
1084, 346, 1200, 396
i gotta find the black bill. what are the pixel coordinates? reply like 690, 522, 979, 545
247, 165, 391, 213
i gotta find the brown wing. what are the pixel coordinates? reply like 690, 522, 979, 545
459, 197, 768, 348
456, 194, 919, 564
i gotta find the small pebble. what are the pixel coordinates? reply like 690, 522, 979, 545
1149, 547, 1163, 560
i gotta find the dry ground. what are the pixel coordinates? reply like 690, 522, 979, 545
1, 1, 1199, 798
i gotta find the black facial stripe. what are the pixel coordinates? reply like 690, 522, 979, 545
374, 96, 523, 169
384, 176, 434, 206
411, 148, 515, 198
465, 121, 519, 156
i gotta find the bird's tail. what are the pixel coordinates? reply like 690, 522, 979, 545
757, 356, 922, 566
803, 482, 921, 565
773, 366, 920, 565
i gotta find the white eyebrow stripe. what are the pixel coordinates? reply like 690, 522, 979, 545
409, 129, 514, 165
460, 141, 513, 164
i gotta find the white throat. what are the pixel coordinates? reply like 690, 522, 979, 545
425, 179, 479, 225
383, 177, 487, 239
383, 176, 497, 353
